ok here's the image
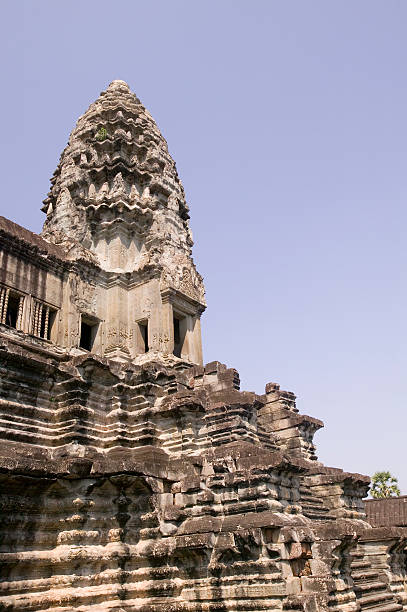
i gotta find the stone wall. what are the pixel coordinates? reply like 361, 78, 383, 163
0, 80, 406, 611
1, 337, 406, 611
0, 216, 204, 364
365, 497, 407, 528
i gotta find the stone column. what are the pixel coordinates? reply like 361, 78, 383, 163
16, 296, 24, 331
21, 294, 31, 334
0, 287, 6, 323
104, 284, 130, 360
190, 316, 203, 365
62, 273, 80, 349
160, 296, 174, 355
1, 288, 9, 324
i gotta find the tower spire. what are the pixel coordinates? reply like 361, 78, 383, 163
42, 81, 197, 276
42, 81, 205, 363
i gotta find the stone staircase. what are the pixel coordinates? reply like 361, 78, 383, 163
299, 485, 334, 520
350, 549, 402, 611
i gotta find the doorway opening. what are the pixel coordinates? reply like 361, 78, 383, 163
79, 316, 99, 351
138, 321, 149, 353
173, 315, 187, 358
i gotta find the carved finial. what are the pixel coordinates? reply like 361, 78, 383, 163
40, 79, 201, 297
107, 80, 130, 92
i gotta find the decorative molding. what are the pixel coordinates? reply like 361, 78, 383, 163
160, 287, 206, 316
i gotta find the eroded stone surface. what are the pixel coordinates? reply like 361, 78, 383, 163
0, 81, 406, 611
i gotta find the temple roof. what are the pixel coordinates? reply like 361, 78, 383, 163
0, 216, 66, 260
39, 81, 204, 300
42, 79, 191, 245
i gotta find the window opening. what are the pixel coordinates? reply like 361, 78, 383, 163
80, 319, 97, 351
174, 317, 180, 345
6, 294, 19, 328
0, 286, 24, 330
31, 299, 56, 340
173, 317, 181, 357
173, 316, 186, 358
40, 308, 57, 340
138, 321, 149, 353
47, 310, 57, 340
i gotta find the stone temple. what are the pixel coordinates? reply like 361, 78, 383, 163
0, 80, 405, 612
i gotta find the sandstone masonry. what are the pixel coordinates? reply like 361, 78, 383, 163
0, 80, 405, 612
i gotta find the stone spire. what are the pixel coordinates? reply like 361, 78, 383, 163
41, 80, 204, 303
39, 80, 205, 364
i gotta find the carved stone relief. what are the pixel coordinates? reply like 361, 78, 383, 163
69, 274, 97, 315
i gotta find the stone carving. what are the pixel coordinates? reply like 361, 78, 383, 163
41, 80, 196, 279
105, 326, 132, 355
104, 341, 130, 355
107, 327, 118, 338
160, 262, 205, 302
142, 297, 153, 316
69, 273, 97, 314
0, 81, 405, 612
42, 228, 98, 265
119, 328, 133, 340
153, 332, 169, 350
179, 267, 198, 299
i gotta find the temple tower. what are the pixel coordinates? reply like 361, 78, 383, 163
41, 80, 205, 363
0, 79, 405, 612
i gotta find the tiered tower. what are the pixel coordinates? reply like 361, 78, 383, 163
0, 81, 405, 612
42, 79, 205, 363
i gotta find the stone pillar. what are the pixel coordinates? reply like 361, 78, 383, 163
21, 294, 31, 334
1, 288, 9, 324
16, 296, 24, 331
190, 316, 203, 365
61, 274, 80, 349
160, 297, 174, 355
104, 285, 130, 360
159, 288, 205, 363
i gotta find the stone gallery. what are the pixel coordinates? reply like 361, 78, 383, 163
0, 80, 405, 611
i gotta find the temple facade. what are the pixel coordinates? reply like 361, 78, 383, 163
2, 80, 205, 366
0, 81, 405, 612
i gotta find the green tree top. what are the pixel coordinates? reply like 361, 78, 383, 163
370, 471, 400, 499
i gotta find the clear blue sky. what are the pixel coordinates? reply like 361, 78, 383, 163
1, 1, 406, 493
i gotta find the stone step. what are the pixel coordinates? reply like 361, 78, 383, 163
301, 503, 330, 513
302, 511, 335, 521
351, 560, 371, 569
360, 605, 403, 612
299, 495, 325, 505
301, 498, 326, 508
352, 569, 380, 582
354, 580, 388, 593
357, 590, 401, 609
